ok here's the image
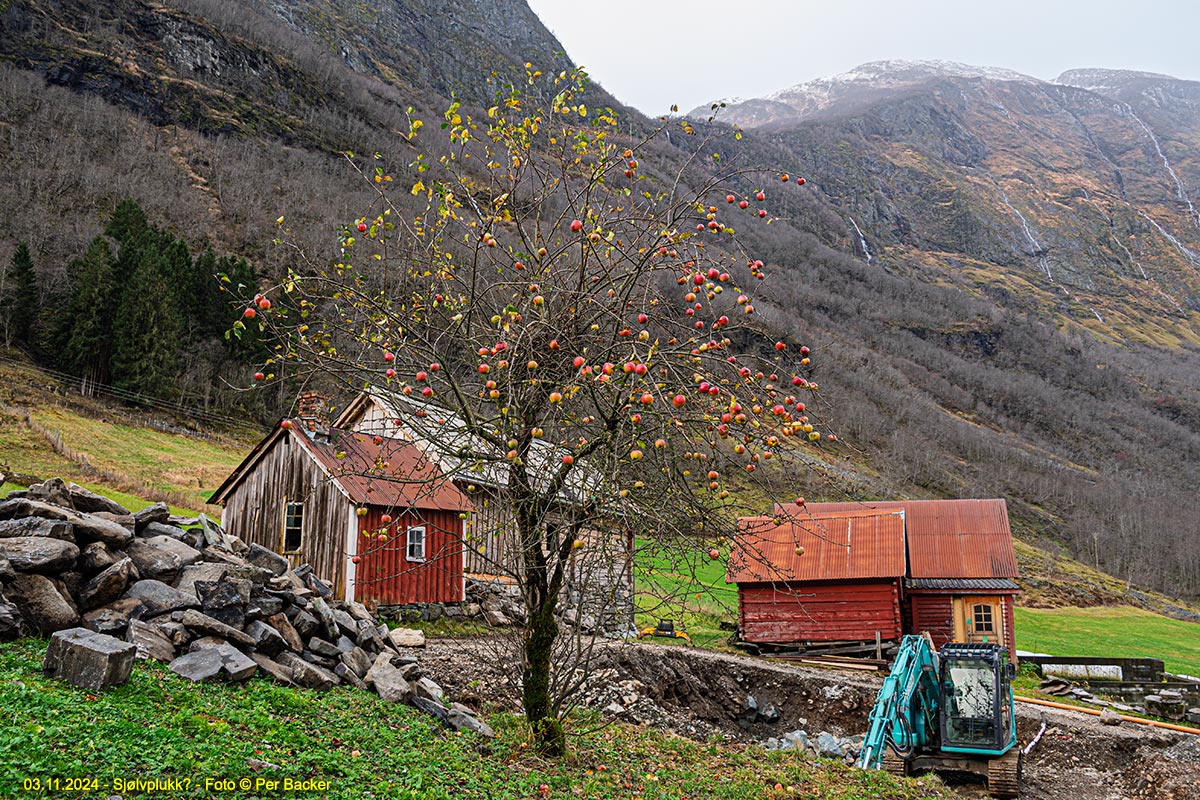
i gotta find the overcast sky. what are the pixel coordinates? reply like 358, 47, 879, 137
525, 0, 1200, 115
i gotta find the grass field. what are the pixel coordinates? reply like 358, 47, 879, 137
0, 354, 255, 513
633, 543, 740, 649
0, 639, 941, 800
1015, 605, 1200, 677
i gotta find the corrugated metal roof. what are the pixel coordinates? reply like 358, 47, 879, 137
726, 509, 907, 584
906, 578, 1020, 591
294, 426, 473, 512
784, 499, 1018, 579
336, 390, 602, 508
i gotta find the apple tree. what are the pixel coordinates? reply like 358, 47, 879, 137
247, 66, 829, 755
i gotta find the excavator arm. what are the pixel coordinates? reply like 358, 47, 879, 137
858, 634, 942, 769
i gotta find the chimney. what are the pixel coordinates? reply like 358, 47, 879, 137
297, 392, 330, 433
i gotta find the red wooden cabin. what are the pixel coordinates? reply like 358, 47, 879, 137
214, 420, 472, 606
727, 510, 907, 645
728, 499, 1020, 660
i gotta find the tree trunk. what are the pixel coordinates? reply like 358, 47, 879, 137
522, 595, 566, 756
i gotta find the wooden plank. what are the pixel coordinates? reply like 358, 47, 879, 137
767, 657, 881, 671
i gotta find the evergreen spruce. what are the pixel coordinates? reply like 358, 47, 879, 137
110, 234, 183, 401
63, 235, 118, 387
3, 243, 39, 348
105, 199, 149, 244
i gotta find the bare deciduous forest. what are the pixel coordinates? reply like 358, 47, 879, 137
0, 0, 1197, 599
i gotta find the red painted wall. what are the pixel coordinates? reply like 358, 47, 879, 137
737, 579, 902, 644
354, 506, 464, 605
909, 593, 955, 649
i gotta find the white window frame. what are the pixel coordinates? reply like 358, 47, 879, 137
282, 501, 304, 553
406, 525, 426, 562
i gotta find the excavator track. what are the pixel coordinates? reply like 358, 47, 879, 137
986, 749, 1021, 798
882, 752, 909, 779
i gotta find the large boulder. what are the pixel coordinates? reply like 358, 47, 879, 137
246, 543, 288, 577
126, 619, 177, 661
7, 574, 79, 634
195, 578, 250, 628
169, 649, 223, 682
447, 705, 496, 738
366, 657, 413, 703
80, 558, 135, 610
79, 541, 120, 574
248, 651, 295, 685
0, 556, 13, 583
175, 563, 229, 596
71, 513, 134, 548
24, 478, 76, 510
277, 651, 338, 690
0, 537, 79, 573
212, 643, 257, 681
126, 536, 200, 583
338, 647, 373, 679
0, 498, 73, 522
66, 483, 131, 515
388, 627, 426, 649
139, 522, 198, 549
43, 627, 136, 690
265, 612, 304, 653
122, 579, 198, 615
133, 502, 171, 532
411, 696, 451, 725
245, 620, 287, 657
0, 517, 74, 541
179, 609, 255, 649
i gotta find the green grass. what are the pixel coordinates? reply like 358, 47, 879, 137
0, 639, 943, 800
25, 406, 246, 506
1015, 605, 1200, 677
1, 480, 203, 517
634, 543, 739, 650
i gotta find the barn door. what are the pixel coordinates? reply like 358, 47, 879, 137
959, 595, 1002, 645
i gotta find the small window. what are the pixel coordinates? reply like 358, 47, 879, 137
972, 603, 994, 633
283, 502, 303, 552
406, 526, 426, 562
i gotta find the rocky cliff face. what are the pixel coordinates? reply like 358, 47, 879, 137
697, 61, 1200, 347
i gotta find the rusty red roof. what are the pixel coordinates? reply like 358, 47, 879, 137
726, 509, 907, 584
293, 426, 473, 511
784, 500, 1018, 579
212, 421, 472, 512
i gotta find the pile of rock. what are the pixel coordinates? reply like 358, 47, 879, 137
764, 728, 865, 762
0, 478, 493, 738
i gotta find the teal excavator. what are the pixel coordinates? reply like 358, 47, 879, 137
858, 635, 1021, 798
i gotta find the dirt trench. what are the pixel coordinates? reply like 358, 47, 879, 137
422, 638, 1200, 799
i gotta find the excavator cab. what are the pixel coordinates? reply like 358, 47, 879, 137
938, 643, 1017, 755
860, 636, 1021, 797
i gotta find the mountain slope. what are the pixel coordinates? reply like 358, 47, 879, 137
696, 61, 1200, 347
0, 10, 1198, 600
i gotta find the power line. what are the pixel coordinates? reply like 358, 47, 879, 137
0, 353, 257, 434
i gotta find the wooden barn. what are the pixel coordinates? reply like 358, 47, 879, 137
728, 509, 908, 646
212, 414, 472, 606
333, 389, 636, 632
728, 499, 1020, 659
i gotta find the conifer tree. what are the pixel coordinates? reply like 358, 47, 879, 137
3, 243, 39, 348
105, 199, 149, 244
63, 235, 118, 388
111, 240, 182, 400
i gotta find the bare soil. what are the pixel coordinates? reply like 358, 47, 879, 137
421, 636, 1200, 800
